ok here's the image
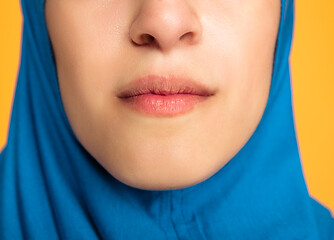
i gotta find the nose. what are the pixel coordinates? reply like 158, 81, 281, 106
129, 0, 202, 53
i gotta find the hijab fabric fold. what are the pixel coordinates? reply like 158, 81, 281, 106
1, 0, 333, 239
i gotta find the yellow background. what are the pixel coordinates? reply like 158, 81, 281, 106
1, 1, 333, 213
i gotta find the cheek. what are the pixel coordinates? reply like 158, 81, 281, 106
46, 1, 135, 141
198, 2, 278, 143
46, 0, 134, 90
215, 5, 277, 103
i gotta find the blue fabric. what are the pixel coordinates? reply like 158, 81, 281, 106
1, 0, 333, 239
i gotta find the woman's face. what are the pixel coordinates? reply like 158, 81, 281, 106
45, 0, 280, 190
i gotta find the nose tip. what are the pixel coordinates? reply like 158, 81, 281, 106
129, 0, 202, 52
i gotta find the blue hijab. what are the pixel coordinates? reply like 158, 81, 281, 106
1, 0, 333, 239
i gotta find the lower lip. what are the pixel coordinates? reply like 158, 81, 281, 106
119, 94, 210, 117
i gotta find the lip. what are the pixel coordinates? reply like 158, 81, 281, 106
117, 74, 215, 117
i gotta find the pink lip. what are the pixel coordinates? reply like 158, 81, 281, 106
117, 75, 215, 117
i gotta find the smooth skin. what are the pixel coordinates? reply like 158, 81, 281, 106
45, 0, 280, 190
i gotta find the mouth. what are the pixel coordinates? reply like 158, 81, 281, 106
117, 74, 215, 117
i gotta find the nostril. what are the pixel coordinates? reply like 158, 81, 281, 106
180, 32, 195, 44
131, 33, 155, 47
141, 34, 155, 45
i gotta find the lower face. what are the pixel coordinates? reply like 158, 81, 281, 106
45, 0, 280, 190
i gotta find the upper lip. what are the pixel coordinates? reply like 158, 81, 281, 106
117, 74, 216, 98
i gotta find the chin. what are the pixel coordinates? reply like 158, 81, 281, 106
113, 170, 212, 191
98, 153, 226, 191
